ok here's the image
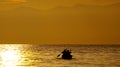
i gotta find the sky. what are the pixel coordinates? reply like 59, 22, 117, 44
0, 0, 120, 44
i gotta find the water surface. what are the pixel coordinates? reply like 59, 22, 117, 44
0, 44, 120, 67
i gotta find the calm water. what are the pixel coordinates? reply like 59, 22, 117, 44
0, 44, 120, 67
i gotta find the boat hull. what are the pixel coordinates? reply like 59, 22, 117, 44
62, 55, 72, 59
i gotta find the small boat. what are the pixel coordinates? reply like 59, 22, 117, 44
62, 54, 72, 59
57, 49, 72, 59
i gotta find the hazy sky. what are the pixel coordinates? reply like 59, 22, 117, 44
0, 0, 120, 44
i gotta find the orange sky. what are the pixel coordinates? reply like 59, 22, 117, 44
0, 0, 120, 44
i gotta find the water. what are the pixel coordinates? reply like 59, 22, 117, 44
0, 44, 120, 67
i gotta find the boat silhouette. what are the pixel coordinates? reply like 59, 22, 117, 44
57, 49, 72, 59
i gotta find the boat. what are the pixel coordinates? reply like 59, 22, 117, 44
62, 54, 72, 59
57, 49, 72, 59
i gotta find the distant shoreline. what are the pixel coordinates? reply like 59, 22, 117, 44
0, 44, 120, 46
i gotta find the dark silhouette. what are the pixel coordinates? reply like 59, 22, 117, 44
59, 48, 72, 59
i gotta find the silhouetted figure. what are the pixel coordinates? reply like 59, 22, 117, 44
61, 49, 72, 59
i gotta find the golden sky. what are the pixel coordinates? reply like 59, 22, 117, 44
0, 0, 120, 44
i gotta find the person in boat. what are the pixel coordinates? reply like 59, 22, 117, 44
61, 48, 72, 59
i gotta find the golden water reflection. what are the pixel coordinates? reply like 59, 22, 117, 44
0, 45, 21, 67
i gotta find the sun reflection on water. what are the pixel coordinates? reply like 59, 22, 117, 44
0, 45, 21, 67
